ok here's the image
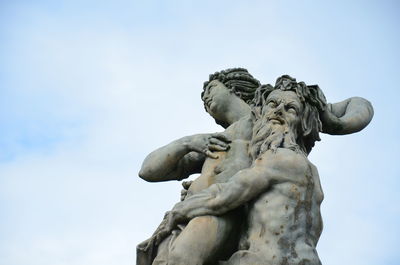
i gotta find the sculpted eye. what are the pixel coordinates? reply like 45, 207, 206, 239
207, 83, 217, 92
267, 101, 276, 108
287, 106, 297, 114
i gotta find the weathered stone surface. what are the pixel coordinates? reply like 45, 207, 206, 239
137, 69, 373, 265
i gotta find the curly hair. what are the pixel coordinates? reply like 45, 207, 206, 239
202, 68, 261, 128
202, 68, 261, 104
251, 75, 327, 154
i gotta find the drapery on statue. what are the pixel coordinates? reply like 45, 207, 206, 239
136, 69, 373, 265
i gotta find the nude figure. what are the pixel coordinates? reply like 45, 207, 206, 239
137, 72, 373, 265
137, 68, 261, 265
155, 76, 373, 265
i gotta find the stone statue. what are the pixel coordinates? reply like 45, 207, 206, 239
138, 68, 261, 265
137, 70, 373, 265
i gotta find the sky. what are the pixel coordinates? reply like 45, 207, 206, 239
0, 0, 399, 264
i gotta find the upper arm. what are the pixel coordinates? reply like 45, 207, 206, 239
165, 152, 205, 181
139, 151, 205, 182
329, 97, 374, 134
329, 99, 350, 118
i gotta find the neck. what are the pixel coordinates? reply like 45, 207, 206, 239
224, 99, 251, 125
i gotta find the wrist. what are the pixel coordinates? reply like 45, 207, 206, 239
172, 203, 189, 222
181, 134, 202, 152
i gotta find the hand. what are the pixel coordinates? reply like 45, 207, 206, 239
186, 133, 231, 159
137, 237, 154, 252
149, 212, 171, 246
151, 210, 186, 246
180, 180, 193, 201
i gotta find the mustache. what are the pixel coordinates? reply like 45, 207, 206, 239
250, 113, 300, 159
203, 97, 213, 107
266, 115, 285, 125
252, 113, 285, 137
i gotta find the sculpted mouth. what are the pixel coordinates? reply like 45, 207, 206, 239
204, 97, 213, 107
268, 116, 285, 125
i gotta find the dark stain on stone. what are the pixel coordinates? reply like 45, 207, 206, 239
281, 257, 289, 265
299, 259, 311, 265
293, 167, 315, 238
259, 224, 266, 238
278, 237, 290, 252
278, 236, 298, 260
290, 242, 298, 258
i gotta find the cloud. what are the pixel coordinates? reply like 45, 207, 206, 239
1, 1, 399, 265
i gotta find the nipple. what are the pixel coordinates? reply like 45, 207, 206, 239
214, 164, 224, 174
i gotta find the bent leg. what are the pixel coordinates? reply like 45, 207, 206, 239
152, 228, 183, 265
168, 215, 237, 265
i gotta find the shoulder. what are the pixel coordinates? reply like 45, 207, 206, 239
225, 115, 253, 139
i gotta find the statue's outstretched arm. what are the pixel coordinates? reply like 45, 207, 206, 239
139, 133, 230, 182
321, 97, 374, 135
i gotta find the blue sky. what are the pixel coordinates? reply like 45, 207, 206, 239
0, 1, 399, 264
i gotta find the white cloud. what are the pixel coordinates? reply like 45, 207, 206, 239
1, 1, 399, 265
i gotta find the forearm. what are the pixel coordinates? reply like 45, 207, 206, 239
139, 133, 230, 182
172, 149, 305, 221
138, 136, 194, 182
173, 168, 267, 219
323, 97, 374, 135
335, 97, 373, 134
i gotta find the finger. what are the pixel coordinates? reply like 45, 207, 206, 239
163, 211, 170, 219
166, 217, 175, 233
204, 149, 219, 159
181, 180, 193, 189
157, 228, 170, 244
138, 238, 151, 250
145, 237, 156, 251
209, 137, 229, 147
180, 190, 187, 201
154, 232, 165, 246
211, 133, 231, 143
208, 144, 228, 152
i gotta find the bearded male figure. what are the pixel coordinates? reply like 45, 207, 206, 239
138, 71, 373, 265
158, 76, 372, 265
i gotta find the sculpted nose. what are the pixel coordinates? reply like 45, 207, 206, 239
274, 102, 284, 115
201, 91, 208, 101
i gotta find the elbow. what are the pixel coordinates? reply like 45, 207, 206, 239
348, 97, 374, 118
343, 97, 374, 134
138, 167, 158, 182
325, 97, 374, 135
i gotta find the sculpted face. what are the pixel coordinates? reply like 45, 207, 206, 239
202, 80, 232, 119
250, 89, 304, 158
263, 89, 303, 130
202, 79, 251, 127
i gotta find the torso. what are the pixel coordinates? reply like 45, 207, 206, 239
187, 116, 253, 196
239, 150, 324, 265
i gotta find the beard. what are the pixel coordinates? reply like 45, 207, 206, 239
249, 113, 300, 159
